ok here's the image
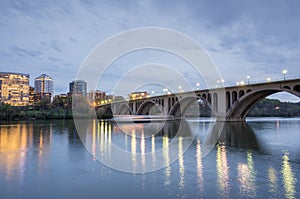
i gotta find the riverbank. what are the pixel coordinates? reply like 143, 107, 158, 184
1, 98, 299, 121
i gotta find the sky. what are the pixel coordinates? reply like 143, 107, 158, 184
1, 0, 300, 101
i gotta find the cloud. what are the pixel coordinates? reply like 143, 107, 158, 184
0, 0, 299, 102
9, 45, 43, 57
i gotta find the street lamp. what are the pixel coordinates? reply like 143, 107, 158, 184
282, 69, 288, 80
247, 76, 250, 84
178, 85, 182, 92
240, 81, 245, 86
267, 78, 271, 82
221, 79, 224, 87
196, 82, 200, 90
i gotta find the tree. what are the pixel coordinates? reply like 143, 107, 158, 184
0, 102, 15, 120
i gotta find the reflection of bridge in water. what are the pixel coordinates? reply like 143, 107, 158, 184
98, 78, 300, 121
75, 119, 296, 198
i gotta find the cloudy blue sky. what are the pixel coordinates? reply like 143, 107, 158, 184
1, 0, 300, 101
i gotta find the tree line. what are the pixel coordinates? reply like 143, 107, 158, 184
0, 98, 300, 121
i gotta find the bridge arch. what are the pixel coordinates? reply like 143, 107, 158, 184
232, 91, 238, 103
136, 100, 162, 115
169, 96, 216, 118
227, 88, 300, 121
213, 93, 218, 112
283, 86, 291, 90
294, 85, 300, 92
239, 90, 245, 98
226, 91, 231, 111
118, 104, 133, 115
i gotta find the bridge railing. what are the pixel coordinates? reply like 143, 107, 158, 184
226, 76, 300, 87
96, 76, 300, 107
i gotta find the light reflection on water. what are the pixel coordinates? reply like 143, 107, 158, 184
282, 152, 296, 199
163, 135, 171, 187
0, 119, 299, 199
216, 144, 229, 198
237, 150, 256, 198
196, 138, 204, 195
268, 167, 278, 196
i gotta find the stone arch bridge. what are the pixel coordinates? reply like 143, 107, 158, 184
97, 78, 300, 121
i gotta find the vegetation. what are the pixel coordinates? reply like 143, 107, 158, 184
185, 98, 300, 117
96, 107, 113, 119
1, 98, 300, 121
0, 95, 113, 121
248, 98, 300, 117
0, 102, 73, 121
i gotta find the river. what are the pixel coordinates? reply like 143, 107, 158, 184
0, 118, 299, 199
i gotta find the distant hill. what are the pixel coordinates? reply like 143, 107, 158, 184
248, 98, 300, 117
187, 98, 300, 117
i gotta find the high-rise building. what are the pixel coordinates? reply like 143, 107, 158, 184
29, 86, 35, 105
88, 90, 106, 106
69, 80, 87, 96
34, 74, 53, 102
34, 74, 54, 95
0, 72, 30, 106
128, 91, 149, 100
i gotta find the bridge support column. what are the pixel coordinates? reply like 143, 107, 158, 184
163, 97, 168, 115
111, 104, 116, 115
215, 91, 227, 122
133, 102, 137, 114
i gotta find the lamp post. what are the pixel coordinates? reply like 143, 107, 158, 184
196, 82, 200, 90
247, 76, 250, 84
216, 80, 220, 88
178, 85, 182, 93
267, 78, 271, 82
282, 69, 288, 80
221, 79, 224, 87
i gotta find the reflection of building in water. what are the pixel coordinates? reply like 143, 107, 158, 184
131, 130, 137, 172
0, 123, 52, 181
163, 135, 171, 187
151, 135, 156, 168
91, 121, 150, 172
92, 120, 96, 158
113, 123, 145, 135
216, 144, 229, 198
237, 150, 256, 198
140, 130, 146, 171
196, 138, 204, 194
268, 167, 278, 196
33, 123, 52, 174
178, 137, 185, 190
281, 152, 296, 199
0, 124, 28, 181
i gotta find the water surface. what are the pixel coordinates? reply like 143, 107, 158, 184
0, 118, 299, 199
